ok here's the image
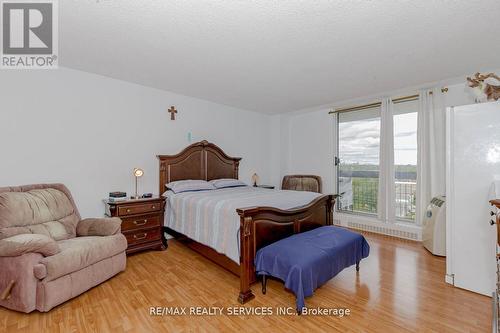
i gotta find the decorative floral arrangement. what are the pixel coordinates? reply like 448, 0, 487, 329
467, 72, 500, 102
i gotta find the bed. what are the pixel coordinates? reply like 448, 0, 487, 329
157, 140, 334, 303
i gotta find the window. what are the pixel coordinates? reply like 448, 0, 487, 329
393, 100, 418, 221
337, 106, 381, 215
335, 97, 419, 223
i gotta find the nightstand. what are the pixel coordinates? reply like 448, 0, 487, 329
104, 196, 166, 255
254, 185, 275, 189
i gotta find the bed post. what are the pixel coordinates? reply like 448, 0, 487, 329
238, 216, 255, 304
327, 195, 334, 225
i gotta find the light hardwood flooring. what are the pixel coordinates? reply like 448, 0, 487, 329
0, 231, 491, 333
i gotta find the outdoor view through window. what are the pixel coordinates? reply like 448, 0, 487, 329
337, 100, 418, 221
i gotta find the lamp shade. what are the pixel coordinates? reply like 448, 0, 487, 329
133, 168, 144, 178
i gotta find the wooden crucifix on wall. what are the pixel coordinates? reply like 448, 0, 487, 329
168, 106, 178, 120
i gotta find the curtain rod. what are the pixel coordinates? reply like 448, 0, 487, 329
392, 94, 419, 104
329, 102, 381, 114
328, 88, 446, 114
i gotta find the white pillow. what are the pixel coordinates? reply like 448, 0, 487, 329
210, 178, 248, 189
166, 180, 215, 194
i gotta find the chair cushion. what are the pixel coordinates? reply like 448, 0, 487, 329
0, 186, 80, 241
76, 217, 122, 237
39, 234, 127, 282
0, 234, 60, 257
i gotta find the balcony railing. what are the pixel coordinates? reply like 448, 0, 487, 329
337, 171, 416, 221
394, 181, 417, 220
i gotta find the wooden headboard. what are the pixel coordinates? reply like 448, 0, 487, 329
157, 140, 242, 195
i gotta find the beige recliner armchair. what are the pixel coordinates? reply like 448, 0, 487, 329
0, 184, 127, 313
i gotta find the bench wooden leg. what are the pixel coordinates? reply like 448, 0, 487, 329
261, 275, 267, 295
356, 261, 360, 272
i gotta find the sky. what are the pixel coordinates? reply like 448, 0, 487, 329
339, 112, 417, 166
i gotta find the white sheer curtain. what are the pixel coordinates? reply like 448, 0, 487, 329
378, 98, 395, 223
416, 88, 446, 225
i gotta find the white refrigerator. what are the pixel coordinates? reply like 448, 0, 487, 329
446, 102, 499, 296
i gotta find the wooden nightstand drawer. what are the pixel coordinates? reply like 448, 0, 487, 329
121, 214, 161, 232
118, 202, 161, 216
104, 196, 166, 254
125, 228, 161, 246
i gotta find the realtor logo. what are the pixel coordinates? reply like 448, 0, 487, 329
1, 0, 58, 69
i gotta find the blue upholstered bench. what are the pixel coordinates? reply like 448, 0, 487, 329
255, 226, 370, 311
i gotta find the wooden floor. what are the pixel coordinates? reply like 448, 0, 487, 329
0, 232, 491, 333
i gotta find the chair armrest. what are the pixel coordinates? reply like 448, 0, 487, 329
77, 217, 122, 237
0, 234, 60, 257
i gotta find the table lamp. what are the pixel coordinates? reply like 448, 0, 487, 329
132, 168, 144, 199
252, 173, 259, 187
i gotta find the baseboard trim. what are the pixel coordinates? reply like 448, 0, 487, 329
334, 213, 422, 241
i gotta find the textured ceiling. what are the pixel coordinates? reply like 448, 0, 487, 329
61, 1, 500, 114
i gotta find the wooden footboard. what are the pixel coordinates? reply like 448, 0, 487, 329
236, 194, 334, 303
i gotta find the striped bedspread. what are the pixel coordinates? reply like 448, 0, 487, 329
164, 186, 321, 264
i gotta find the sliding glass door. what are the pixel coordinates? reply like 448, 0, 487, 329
337, 106, 381, 215
336, 98, 418, 223
393, 99, 418, 221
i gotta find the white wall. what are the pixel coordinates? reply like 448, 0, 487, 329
0, 68, 275, 218
267, 114, 293, 189
288, 111, 336, 193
